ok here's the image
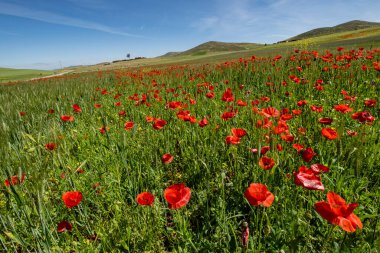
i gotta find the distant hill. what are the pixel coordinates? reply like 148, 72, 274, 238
284, 20, 380, 42
160, 41, 261, 57
160, 52, 181, 57
0, 67, 54, 82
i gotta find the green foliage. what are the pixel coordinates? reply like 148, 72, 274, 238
0, 68, 54, 82
0, 47, 379, 252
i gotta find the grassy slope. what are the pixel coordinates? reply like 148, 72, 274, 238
287, 20, 380, 41
0, 68, 54, 82
177, 41, 262, 56
0, 42, 379, 252
3, 22, 379, 83
66, 26, 380, 74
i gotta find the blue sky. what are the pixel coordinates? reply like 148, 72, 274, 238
0, 0, 379, 70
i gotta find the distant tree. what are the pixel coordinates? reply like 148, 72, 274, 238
126, 53, 131, 60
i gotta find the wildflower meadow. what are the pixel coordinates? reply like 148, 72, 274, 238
0, 47, 379, 252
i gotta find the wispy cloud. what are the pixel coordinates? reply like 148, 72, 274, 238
190, 0, 272, 42
191, 0, 380, 43
64, 0, 113, 11
0, 2, 143, 37
0, 29, 19, 36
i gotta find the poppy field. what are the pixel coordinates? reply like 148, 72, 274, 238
0, 47, 379, 252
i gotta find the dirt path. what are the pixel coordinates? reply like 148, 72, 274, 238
29, 71, 73, 81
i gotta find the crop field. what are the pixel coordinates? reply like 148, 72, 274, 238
0, 47, 379, 252
0, 68, 55, 83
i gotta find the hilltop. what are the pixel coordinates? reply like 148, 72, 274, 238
283, 20, 380, 42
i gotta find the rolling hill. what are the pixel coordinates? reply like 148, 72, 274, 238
0, 68, 54, 83
284, 20, 380, 42
4, 20, 378, 80
177, 41, 261, 56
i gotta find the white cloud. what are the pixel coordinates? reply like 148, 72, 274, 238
190, 0, 380, 43
0, 2, 143, 37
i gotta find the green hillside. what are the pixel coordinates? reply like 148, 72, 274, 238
285, 20, 380, 42
173, 41, 261, 56
0, 68, 54, 83
8, 20, 378, 78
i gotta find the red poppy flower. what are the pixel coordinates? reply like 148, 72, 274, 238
364, 99, 377, 107
334, 104, 353, 113
145, 115, 153, 122
136, 192, 155, 206
62, 191, 83, 208
168, 101, 183, 109
153, 118, 167, 130
256, 118, 272, 128
273, 121, 288, 134
99, 126, 109, 134
292, 109, 302, 115
222, 88, 235, 102
164, 183, 191, 209
19, 111, 26, 117
301, 147, 316, 163
162, 153, 174, 164
198, 117, 208, 127
4, 173, 26, 187
319, 118, 333, 125
297, 100, 308, 106
281, 134, 294, 143
94, 104, 102, 108
72, 104, 82, 113
206, 92, 215, 99
226, 135, 241, 145
124, 121, 134, 130
289, 75, 300, 84
237, 100, 247, 106
310, 105, 323, 113
314, 191, 363, 232
273, 55, 282, 61
280, 114, 293, 121
260, 146, 270, 155
232, 128, 247, 138
48, 109, 55, 114
259, 156, 275, 170
45, 142, 57, 151
292, 144, 304, 151
177, 110, 197, 123
118, 110, 127, 117
244, 183, 274, 207
321, 128, 338, 140
346, 130, 358, 136
114, 102, 122, 107
298, 127, 307, 135
221, 111, 235, 121
310, 164, 330, 174
261, 107, 280, 118
293, 166, 324, 191
60, 115, 74, 122
57, 220, 73, 233
351, 111, 375, 123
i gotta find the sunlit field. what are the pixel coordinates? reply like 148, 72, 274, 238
0, 47, 379, 252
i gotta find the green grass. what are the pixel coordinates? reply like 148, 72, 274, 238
287, 20, 380, 41
0, 46, 379, 252
62, 26, 380, 75
0, 68, 54, 83
178, 41, 262, 56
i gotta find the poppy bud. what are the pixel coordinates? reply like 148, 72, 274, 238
242, 222, 249, 248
